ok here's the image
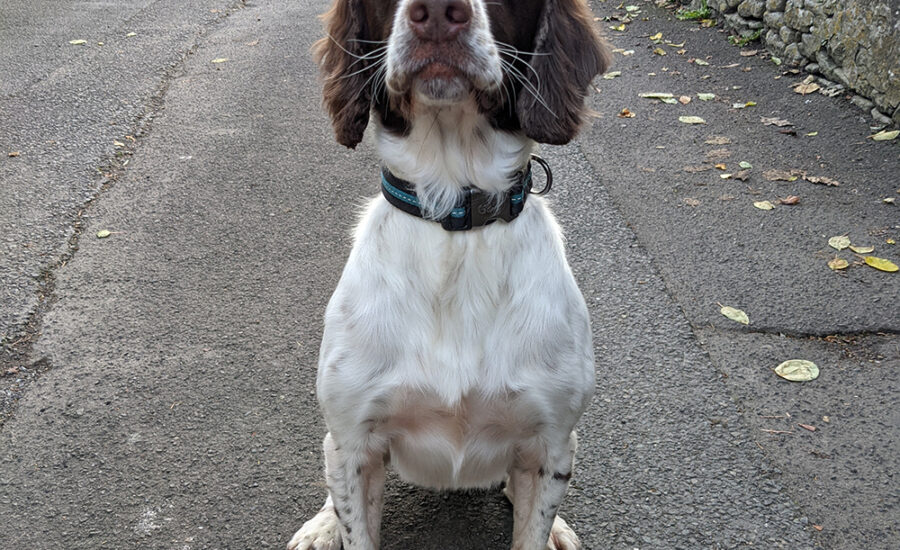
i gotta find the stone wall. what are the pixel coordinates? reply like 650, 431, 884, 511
682, 0, 900, 126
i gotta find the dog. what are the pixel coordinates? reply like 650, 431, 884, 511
288, 0, 609, 548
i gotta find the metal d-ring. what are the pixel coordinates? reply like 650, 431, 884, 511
529, 154, 553, 195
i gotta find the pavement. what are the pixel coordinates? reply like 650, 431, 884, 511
0, 1, 897, 549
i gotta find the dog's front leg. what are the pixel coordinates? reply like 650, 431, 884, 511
288, 432, 386, 550
508, 431, 581, 550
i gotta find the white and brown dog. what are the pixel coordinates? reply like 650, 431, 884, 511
289, 0, 609, 548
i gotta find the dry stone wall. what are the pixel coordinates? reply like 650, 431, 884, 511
682, 0, 900, 126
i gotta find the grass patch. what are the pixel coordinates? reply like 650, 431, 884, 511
728, 29, 763, 47
676, 0, 711, 21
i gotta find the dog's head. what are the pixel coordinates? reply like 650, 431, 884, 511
314, 0, 610, 148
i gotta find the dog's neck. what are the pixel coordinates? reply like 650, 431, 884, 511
375, 99, 534, 220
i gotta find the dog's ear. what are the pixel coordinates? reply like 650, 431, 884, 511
516, 0, 611, 145
313, 0, 372, 149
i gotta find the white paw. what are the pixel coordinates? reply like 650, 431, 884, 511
287, 507, 343, 550
547, 516, 581, 550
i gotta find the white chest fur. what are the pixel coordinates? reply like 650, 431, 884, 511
316, 197, 595, 489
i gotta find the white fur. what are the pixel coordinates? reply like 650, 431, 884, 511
290, 1, 595, 548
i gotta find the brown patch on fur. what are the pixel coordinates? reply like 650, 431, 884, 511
516, 0, 611, 144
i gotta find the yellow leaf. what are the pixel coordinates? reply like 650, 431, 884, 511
827, 258, 849, 270
69, 39, 87, 45
774, 360, 819, 382
211, 57, 229, 63
753, 200, 775, 210
611, 23, 627, 32
887, 238, 896, 245
693, 59, 710, 66
828, 236, 850, 250
869, 130, 899, 141
849, 245, 874, 254
653, 47, 667, 56
714, 163, 727, 170
649, 32, 663, 42
720, 306, 749, 325
603, 71, 622, 79
863, 256, 899, 272
679, 116, 706, 124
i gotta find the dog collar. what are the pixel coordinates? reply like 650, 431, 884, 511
380, 154, 552, 231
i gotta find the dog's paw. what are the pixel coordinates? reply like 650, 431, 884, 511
547, 516, 581, 550
286, 508, 342, 550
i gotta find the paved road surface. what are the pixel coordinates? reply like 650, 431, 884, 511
1, 1, 897, 549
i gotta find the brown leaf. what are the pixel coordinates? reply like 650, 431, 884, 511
714, 163, 727, 170
706, 148, 732, 160
778, 195, 801, 205
678, 95, 692, 105
7, 151, 20, 157
794, 82, 821, 95
705, 136, 732, 145
813, 525, 823, 532
683, 197, 700, 207
617, 108, 636, 118
740, 49, 758, 57
780, 129, 798, 136
683, 165, 713, 173
763, 169, 800, 182
732, 170, 751, 181
760, 117, 792, 127
798, 423, 817, 432
805, 175, 840, 187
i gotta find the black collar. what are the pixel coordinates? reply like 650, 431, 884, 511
380, 154, 552, 231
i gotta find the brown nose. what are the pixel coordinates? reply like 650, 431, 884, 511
408, 0, 472, 42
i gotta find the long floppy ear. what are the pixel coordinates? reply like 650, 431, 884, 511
516, 0, 611, 145
313, 0, 372, 148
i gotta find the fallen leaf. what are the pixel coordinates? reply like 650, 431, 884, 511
720, 173, 732, 179
771, 56, 782, 65
679, 116, 706, 124
806, 131, 818, 136
774, 359, 819, 382
705, 148, 731, 160
113, 140, 126, 148
697, 93, 716, 101
721, 63, 740, 69
719, 194, 735, 201
69, 39, 87, 45
887, 238, 896, 245
849, 245, 874, 254
863, 256, 899, 272
692, 59, 710, 66
714, 163, 727, 170
827, 258, 849, 270
8, 151, 20, 157
639, 92, 674, 99
678, 95, 691, 105
732, 170, 750, 181
740, 49, 758, 57
211, 57, 229, 63
813, 525, 823, 532
753, 200, 775, 210
885, 197, 896, 204
611, 23, 627, 31
869, 129, 899, 141
760, 117, 792, 127
828, 236, 850, 250
649, 32, 663, 42
245, 39, 260, 46
763, 169, 799, 182
96, 229, 111, 239
720, 305, 749, 325
603, 71, 622, 79
125, 32, 137, 37
805, 175, 840, 186
739, 161, 752, 169
683, 197, 700, 207
798, 423, 817, 432
780, 129, 798, 136
653, 47, 667, 56
683, 165, 712, 173
794, 82, 820, 95
778, 195, 800, 205
705, 136, 731, 145
617, 108, 635, 118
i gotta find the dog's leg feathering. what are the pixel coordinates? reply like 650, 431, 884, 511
507, 431, 581, 550
288, 432, 386, 550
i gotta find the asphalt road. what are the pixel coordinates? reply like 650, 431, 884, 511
1, 1, 897, 549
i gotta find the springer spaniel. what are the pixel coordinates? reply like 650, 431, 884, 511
288, 0, 609, 548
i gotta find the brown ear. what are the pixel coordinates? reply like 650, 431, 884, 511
516, 0, 611, 145
313, 0, 373, 148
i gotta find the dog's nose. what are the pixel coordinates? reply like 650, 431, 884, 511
408, 0, 471, 42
